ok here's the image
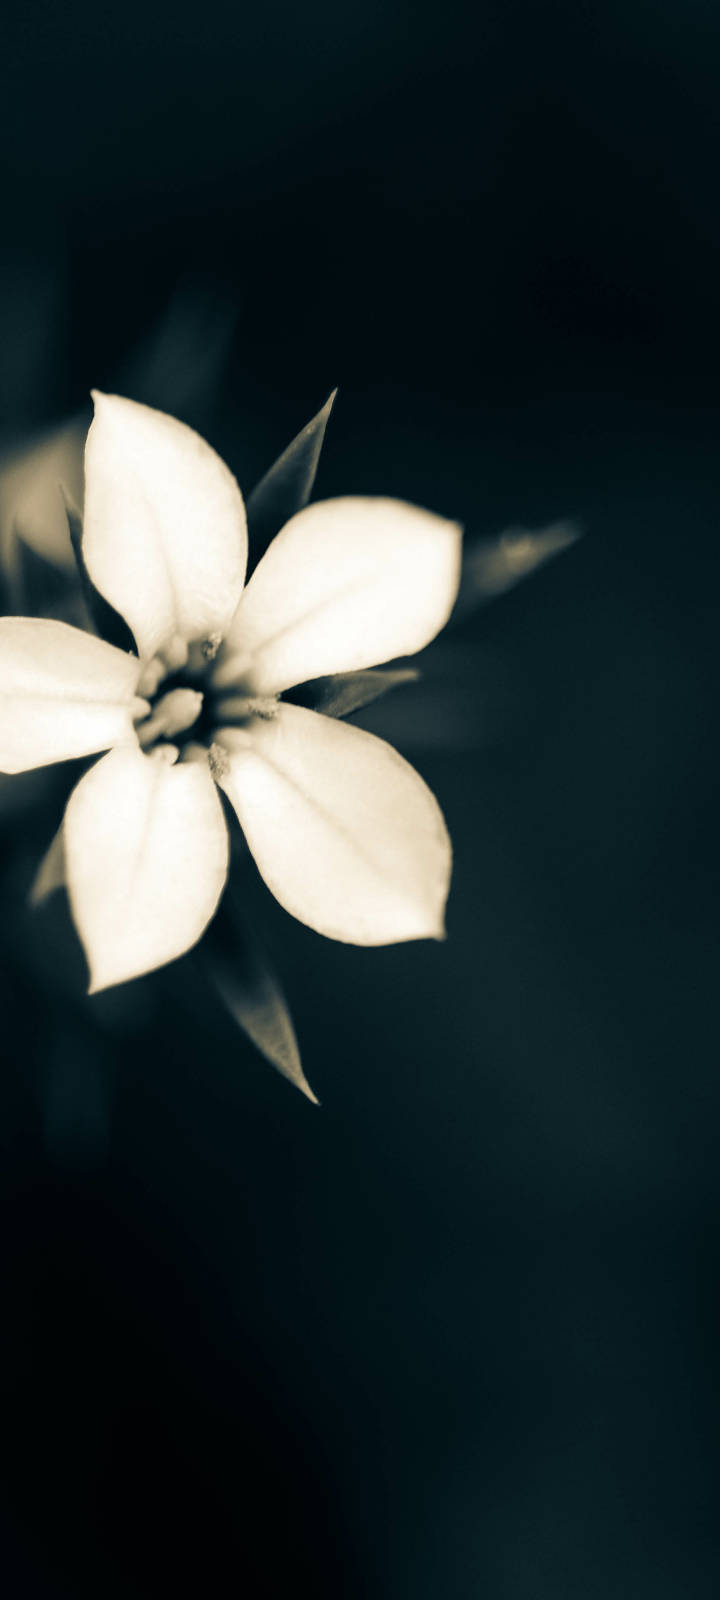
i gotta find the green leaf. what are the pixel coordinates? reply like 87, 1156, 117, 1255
454, 520, 581, 618
246, 390, 337, 571
202, 889, 317, 1103
61, 486, 135, 653
290, 666, 420, 719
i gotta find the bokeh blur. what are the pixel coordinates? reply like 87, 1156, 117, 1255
2, 3, 720, 1594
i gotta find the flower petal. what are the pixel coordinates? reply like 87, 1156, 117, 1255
64, 746, 229, 991
0, 617, 145, 774
83, 393, 247, 661
215, 497, 462, 695
63, 487, 135, 652
215, 703, 451, 945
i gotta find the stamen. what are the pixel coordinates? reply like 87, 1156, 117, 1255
214, 693, 278, 723
137, 688, 203, 748
147, 743, 179, 765
211, 648, 253, 690
186, 632, 224, 675
161, 634, 189, 674
137, 658, 165, 698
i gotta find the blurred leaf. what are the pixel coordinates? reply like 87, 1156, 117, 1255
454, 520, 581, 619
0, 283, 235, 584
0, 512, 85, 624
202, 889, 317, 1102
0, 513, 22, 610
246, 390, 336, 571
0, 766, 59, 826
0, 245, 67, 428
0, 417, 86, 570
291, 666, 420, 719
119, 279, 237, 418
62, 488, 135, 652
29, 824, 66, 907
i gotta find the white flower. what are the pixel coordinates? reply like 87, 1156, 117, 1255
0, 394, 462, 992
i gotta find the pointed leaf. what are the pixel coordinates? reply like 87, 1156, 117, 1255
291, 666, 419, 719
246, 391, 336, 572
30, 824, 66, 906
454, 521, 581, 618
62, 487, 135, 651
202, 887, 317, 1101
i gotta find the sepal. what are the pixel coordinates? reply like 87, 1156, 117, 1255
201, 884, 317, 1102
454, 520, 581, 617
246, 390, 336, 572
290, 666, 419, 719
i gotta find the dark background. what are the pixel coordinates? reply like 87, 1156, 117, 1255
1, 2, 720, 1594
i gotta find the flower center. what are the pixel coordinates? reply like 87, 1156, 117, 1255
134, 635, 279, 758
136, 687, 204, 749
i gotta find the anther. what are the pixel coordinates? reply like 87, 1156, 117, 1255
208, 742, 231, 781
201, 632, 223, 662
186, 633, 224, 675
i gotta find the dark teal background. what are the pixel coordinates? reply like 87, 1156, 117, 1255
1, 2, 719, 1593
